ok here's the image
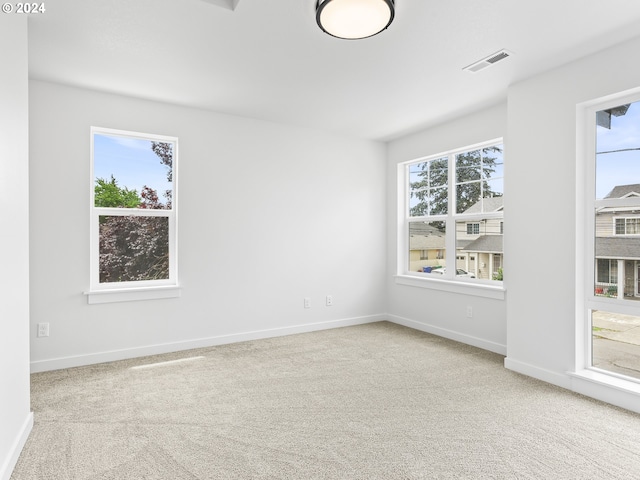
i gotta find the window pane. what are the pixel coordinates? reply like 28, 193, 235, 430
592, 310, 640, 381
456, 144, 504, 214
596, 102, 640, 200
483, 147, 504, 179
456, 183, 481, 214
408, 157, 448, 216
456, 218, 504, 281
484, 178, 504, 198
455, 150, 481, 183
99, 216, 169, 283
595, 100, 640, 301
94, 133, 174, 210
592, 99, 640, 381
408, 221, 446, 273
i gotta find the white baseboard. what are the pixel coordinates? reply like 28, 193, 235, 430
30, 314, 386, 373
504, 357, 572, 389
387, 314, 507, 356
0, 412, 33, 480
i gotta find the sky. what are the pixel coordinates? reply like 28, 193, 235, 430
596, 101, 640, 199
94, 134, 173, 204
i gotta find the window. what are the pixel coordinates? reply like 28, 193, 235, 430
614, 217, 640, 235
466, 223, 480, 235
595, 259, 617, 286
399, 139, 504, 288
584, 94, 640, 382
88, 127, 179, 303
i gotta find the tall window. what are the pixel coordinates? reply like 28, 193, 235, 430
401, 139, 504, 283
586, 95, 640, 381
89, 127, 178, 295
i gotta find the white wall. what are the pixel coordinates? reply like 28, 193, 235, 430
0, 16, 33, 480
505, 35, 640, 411
386, 103, 508, 354
29, 81, 387, 371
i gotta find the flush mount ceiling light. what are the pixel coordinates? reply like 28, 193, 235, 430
316, 0, 395, 40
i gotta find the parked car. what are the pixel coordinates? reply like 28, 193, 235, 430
429, 268, 475, 278
454, 268, 475, 278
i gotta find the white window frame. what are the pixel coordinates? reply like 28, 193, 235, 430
574, 88, 640, 396
614, 217, 640, 235
86, 127, 180, 304
466, 222, 480, 235
396, 138, 505, 300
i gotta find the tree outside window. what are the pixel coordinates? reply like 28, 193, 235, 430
90, 128, 177, 290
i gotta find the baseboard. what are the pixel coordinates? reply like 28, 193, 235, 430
387, 314, 507, 356
0, 412, 33, 480
30, 314, 386, 373
504, 357, 573, 389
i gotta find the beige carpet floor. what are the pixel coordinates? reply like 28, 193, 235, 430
11, 321, 640, 479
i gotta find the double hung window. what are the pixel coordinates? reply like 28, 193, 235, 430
399, 139, 504, 286
88, 127, 179, 303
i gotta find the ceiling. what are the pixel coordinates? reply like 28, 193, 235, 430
27, 0, 640, 141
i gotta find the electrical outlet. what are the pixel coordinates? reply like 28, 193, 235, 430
466, 306, 473, 318
326, 295, 333, 306
304, 297, 311, 309
37, 322, 50, 337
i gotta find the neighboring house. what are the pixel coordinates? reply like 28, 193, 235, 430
408, 197, 504, 279
456, 197, 504, 280
409, 222, 445, 272
595, 184, 640, 299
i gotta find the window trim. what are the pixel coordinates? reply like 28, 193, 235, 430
613, 216, 640, 235
576, 87, 640, 392
466, 222, 480, 235
397, 138, 505, 298
87, 127, 180, 303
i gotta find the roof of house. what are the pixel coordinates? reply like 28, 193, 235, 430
461, 235, 503, 253
409, 222, 446, 250
409, 235, 446, 250
596, 237, 640, 259
605, 184, 640, 199
409, 222, 444, 236
462, 196, 504, 214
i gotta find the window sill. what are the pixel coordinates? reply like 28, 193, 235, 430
569, 369, 640, 396
394, 274, 505, 300
84, 285, 181, 304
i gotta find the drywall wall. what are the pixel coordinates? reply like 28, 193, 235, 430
0, 16, 33, 480
386, 103, 508, 353
29, 81, 387, 371
506, 34, 640, 411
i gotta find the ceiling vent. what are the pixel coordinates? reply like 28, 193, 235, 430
463, 49, 512, 73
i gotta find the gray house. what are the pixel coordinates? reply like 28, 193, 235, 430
595, 184, 640, 298
456, 197, 504, 280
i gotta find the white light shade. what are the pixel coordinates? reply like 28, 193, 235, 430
316, 0, 395, 40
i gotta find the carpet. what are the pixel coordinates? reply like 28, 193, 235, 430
11, 322, 640, 479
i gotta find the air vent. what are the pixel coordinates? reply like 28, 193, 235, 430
463, 49, 513, 73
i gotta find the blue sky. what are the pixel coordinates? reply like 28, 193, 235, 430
596, 101, 640, 199
94, 134, 173, 204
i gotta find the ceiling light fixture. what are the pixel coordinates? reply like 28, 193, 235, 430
316, 0, 395, 40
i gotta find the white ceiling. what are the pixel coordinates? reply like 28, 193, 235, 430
27, 0, 640, 141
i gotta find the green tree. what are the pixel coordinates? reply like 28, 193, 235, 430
99, 216, 169, 283
151, 141, 173, 208
410, 146, 502, 217
97, 141, 173, 283
94, 175, 141, 208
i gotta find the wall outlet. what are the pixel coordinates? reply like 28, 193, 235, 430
304, 297, 311, 309
326, 295, 333, 306
37, 322, 50, 337
466, 306, 473, 318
